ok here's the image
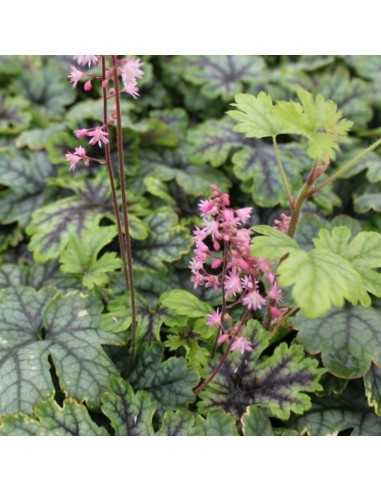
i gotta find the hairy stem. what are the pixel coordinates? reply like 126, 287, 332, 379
306, 137, 381, 198
101, 57, 130, 291
111, 55, 137, 359
272, 135, 294, 210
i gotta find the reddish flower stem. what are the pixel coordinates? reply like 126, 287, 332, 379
110, 55, 137, 359
101, 56, 130, 292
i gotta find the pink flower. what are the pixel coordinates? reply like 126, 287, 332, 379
65, 151, 81, 172
235, 207, 253, 224
231, 336, 253, 354
268, 283, 282, 302
202, 219, 221, 239
198, 199, 218, 217
87, 126, 109, 147
74, 128, 90, 138
119, 57, 144, 98
84, 80, 92, 91
206, 308, 222, 327
242, 288, 266, 311
74, 146, 87, 157
217, 333, 230, 343
274, 213, 291, 233
224, 272, 242, 297
74, 55, 99, 67
68, 65, 84, 88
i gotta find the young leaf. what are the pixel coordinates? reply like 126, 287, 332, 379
313, 226, 381, 296
128, 344, 199, 412
60, 225, 122, 289
241, 406, 274, 436
198, 321, 323, 420
0, 398, 108, 436
294, 305, 381, 379
0, 287, 123, 416
159, 289, 212, 318
132, 207, 192, 271
0, 152, 54, 227
101, 377, 155, 436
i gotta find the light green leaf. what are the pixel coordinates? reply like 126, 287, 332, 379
0, 287, 122, 416
294, 305, 381, 379
60, 225, 122, 289
160, 289, 212, 318
278, 248, 368, 318
198, 321, 323, 420
313, 226, 381, 296
241, 406, 274, 436
128, 344, 199, 412
101, 378, 155, 436
251, 225, 299, 259
15, 124, 66, 150
0, 398, 108, 436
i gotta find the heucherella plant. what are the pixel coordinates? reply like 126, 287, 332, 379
65, 55, 144, 358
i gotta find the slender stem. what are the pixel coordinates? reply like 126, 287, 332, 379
212, 240, 228, 356
194, 308, 251, 394
287, 179, 312, 239
101, 57, 130, 291
307, 137, 381, 198
272, 136, 294, 210
111, 55, 137, 359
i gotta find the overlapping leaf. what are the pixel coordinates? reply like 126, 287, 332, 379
364, 364, 381, 416
198, 321, 323, 420
0, 287, 123, 416
0, 151, 54, 227
0, 93, 31, 135
294, 305, 381, 378
0, 398, 108, 436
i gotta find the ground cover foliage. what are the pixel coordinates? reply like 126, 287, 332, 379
1, 55, 381, 435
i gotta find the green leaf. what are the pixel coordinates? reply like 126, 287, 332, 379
159, 289, 212, 318
317, 68, 373, 131
156, 410, 200, 436
128, 344, 199, 412
60, 225, 122, 289
251, 225, 299, 259
180, 55, 265, 101
0, 287, 122, 416
11, 61, 75, 117
0, 398, 108, 436
101, 378, 155, 436
198, 321, 323, 420
364, 364, 381, 416
354, 184, 381, 214
313, 227, 381, 296
0, 152, 54, 227
228, 88, 352, 159
289, 383, 381, 435
0, 93, 31, 135
15, 124, 66, 150
232, 142, 310, 207
132, 207, 192, 271
241, 406, 274, 436
294, 305, 381, 379
198, 410, 239, 436
186, 117, 243, 167
278, 248, 368, 318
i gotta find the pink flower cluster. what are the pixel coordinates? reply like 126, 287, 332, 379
191, 185, 283, 354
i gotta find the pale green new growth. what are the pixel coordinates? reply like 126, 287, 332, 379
228, 87, 352, 159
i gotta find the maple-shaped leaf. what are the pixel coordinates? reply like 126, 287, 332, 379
0, 398, 108, 436
228, 87, 352, 159
198, 321, 323, 420
60, 225, 122, 289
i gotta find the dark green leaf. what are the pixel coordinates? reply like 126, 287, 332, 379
0, 398, 108, 436
364, 364, 381, 416
128, 344, 199, 412
294, 305, 381, 378
198, 410, 239, 436
241, 406, 274, 436
0, 287, 122, 416
0, 152, 54, 227
0, 93, 31, 135
156, 410, 200, 436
